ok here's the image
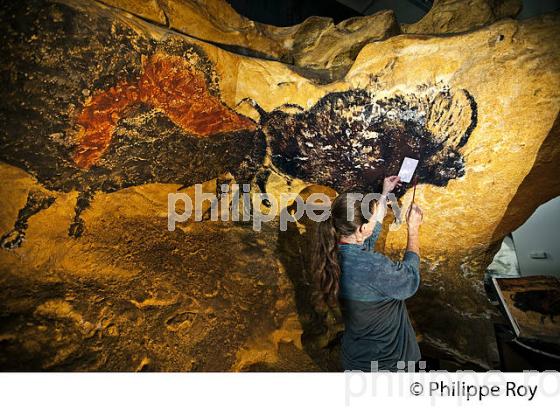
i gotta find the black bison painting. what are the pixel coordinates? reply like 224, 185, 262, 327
242, 84, 476, 194
0, 0, 477, 249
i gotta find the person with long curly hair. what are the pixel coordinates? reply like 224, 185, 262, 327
311, 175, 424, 371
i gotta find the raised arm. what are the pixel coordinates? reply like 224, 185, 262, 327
363, 176, 401, 250
368, 198, 424, 300
375, 175, 401, 224
406, 203, 423, 256
363, 220, 382, 252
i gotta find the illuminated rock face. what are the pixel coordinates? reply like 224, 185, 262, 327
102, 0, 402, 81
0, 0, 559, 370
402, 0, 522, 34
98, 0, 522, 79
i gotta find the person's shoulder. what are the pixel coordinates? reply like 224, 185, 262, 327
344, 247, 387, 265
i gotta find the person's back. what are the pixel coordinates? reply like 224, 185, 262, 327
338, 220, 421, 371
311, 175, 423, 372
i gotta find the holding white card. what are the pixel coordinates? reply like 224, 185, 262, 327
398, 157, 419, 183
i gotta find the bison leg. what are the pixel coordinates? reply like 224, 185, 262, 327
199, 173, 235, 221
0, 190, 56, 249
210, 171, 268, 221
68, 190, 95, 238
233, 166, 273, 220
255, 168, 272, 208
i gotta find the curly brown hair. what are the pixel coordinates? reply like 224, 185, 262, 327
311, 191, 373, 307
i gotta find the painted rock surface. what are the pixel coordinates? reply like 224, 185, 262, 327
0, 0, 559, 370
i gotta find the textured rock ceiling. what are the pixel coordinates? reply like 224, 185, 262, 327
98, 0, 524, 81
0, 0, 559, 370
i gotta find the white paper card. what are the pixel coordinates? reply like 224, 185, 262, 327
398, 157, 419, 183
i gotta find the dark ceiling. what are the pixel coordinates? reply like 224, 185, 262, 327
226, 0, 432, 26
227, 0, 560, 27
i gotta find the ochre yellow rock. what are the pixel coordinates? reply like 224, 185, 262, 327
101, 0, 168, 25
99, 0, 400, 80
98, 0, 522, 80
0, 0, 558, 370
403, 0, 522, 34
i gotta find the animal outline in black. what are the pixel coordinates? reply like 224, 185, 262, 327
0, 82, 477, 248
0, 0, 477, 249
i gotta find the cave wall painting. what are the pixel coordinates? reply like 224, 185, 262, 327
0, 0, 477, 249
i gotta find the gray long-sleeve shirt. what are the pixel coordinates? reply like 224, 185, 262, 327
337, 221, 421, 371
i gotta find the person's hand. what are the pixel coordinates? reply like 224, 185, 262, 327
382, 175, 402, 195
406, 203, 423, 231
